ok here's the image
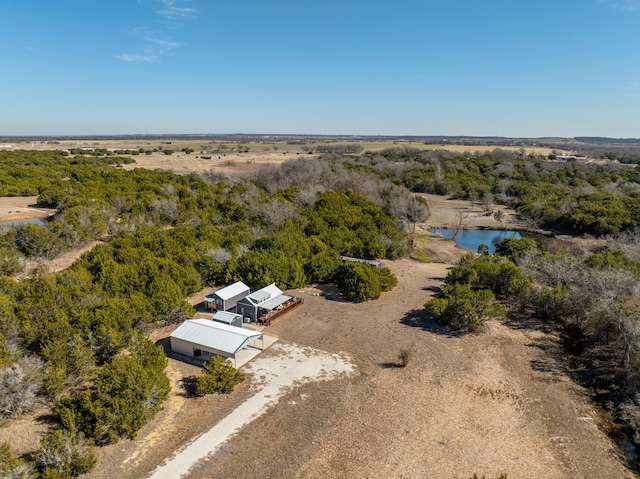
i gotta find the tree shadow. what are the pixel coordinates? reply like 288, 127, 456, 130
529, 357, 564, 382
504, 306, 554, 334
312, 283, 349, 303
379, 362, 403, 369
422, 285, 442, 294
180, 376, 198, 398
193, 301, 209, 313
34, 411, 58, 426
400, 308, 461, 338
155, 337, 172, 355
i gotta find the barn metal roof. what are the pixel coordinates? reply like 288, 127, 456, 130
170, 319, 262, 355
206, 281, 250, 301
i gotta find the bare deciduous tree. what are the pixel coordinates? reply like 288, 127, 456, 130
258, 199, 297, 231
0, 355, 43, 419
451, 210, 470, 238
150, 198, 180, 224
206, 248, 231, 265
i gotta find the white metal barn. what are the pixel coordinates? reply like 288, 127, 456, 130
170, 318, 263, 367
204, 281, 250, 312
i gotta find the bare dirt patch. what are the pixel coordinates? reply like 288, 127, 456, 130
147, 342, 355, 479
184, 260, 633, 479
120, 151, 301, 176
418, 193, 519, 230
0, 196, 55, 221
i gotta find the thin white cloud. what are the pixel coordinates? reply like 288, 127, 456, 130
116, 0, 196, 62
154, 0, 198, 22
115, 33, 182, 62
600, 0, 640, 10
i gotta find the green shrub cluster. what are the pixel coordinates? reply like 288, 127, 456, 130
194, 356, 245, 396
425, 283, 506, 331
334, 262, 397, 302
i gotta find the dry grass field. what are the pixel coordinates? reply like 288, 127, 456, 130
7, 137, 572, 179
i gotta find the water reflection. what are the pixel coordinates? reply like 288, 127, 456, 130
0, 218, 45, 226
430, 228, 521, 254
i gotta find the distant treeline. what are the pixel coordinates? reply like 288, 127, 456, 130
575, 137, 640, 145
335, 149, 640, 236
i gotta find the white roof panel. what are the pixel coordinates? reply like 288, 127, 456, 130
207, 281, 250, 301
245, 283, 283, 306
170, 319, 262, 355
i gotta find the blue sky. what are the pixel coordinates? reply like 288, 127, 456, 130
1, 0, 639, 137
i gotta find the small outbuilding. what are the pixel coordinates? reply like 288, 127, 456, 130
204, 281, 250, 312
341, 256, 387, 268
169, 318, 263, 367
212, 310, 243, 328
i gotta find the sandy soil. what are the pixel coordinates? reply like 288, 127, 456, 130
418, 193, 521, 230
0, 196, 55, 221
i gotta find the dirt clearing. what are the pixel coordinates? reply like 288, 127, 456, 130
0, 196, 55, 221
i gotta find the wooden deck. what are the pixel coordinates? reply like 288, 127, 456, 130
259, 297, 304, 326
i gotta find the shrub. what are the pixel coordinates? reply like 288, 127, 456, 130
334, 262, 382, 302
398, 349, 412, 367
194, 356, 245, 396
0, 356, 43, 419
34, 430, 96, 478
0, 248, 25, 276
424, 283, 506, 332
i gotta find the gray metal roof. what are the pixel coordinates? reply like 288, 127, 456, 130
170, 319, 262, 355
206, 281, 250, 301
212, 311, 243, 324
260, 294, 291, 311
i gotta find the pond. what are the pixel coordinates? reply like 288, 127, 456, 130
430, 228, 522, 254
0, 218, 45, 227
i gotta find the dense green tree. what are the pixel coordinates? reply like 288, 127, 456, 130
194, 356, 245, 396
55, 337, 169, 446
15, 223, 64, 259
494, 237, 537, 261
424, 283, 506, 331
333, 262, 396, 302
